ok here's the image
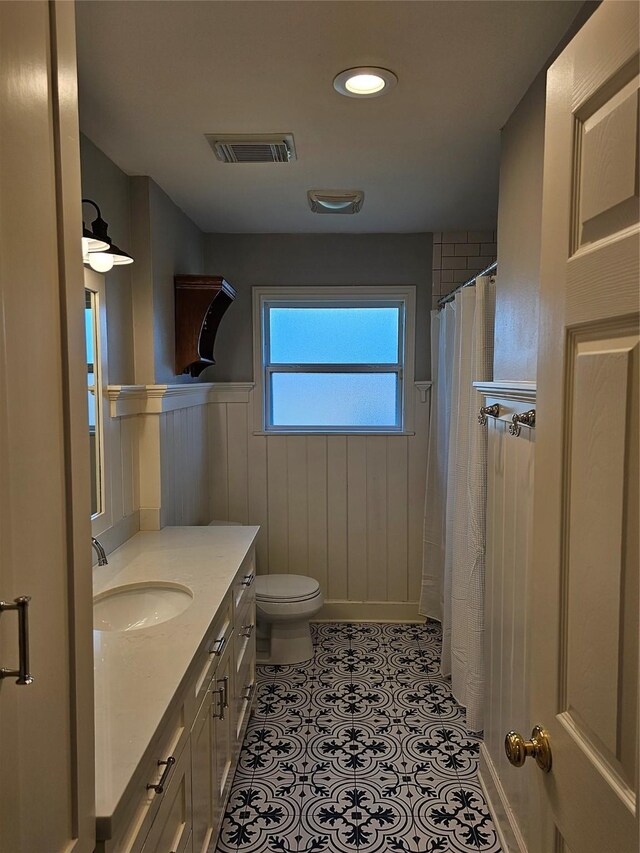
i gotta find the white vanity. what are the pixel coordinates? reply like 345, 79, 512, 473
93, 525, 259, 852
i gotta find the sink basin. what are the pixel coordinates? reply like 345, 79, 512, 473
94, 582, 194, 632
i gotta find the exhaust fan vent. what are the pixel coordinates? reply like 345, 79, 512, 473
206, 134, 296, 163
308, 190, 364, 214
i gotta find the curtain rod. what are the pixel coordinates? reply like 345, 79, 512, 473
437, 260, 497, 308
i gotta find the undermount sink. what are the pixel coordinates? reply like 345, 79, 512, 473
94, 582, 194, 632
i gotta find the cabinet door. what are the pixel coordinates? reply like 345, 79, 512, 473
190, 690, 215, 853
212, 639, 234, 829
234, 599, 256, 744
142, 745, 192, 853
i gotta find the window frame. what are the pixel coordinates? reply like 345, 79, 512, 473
252, 286, 416, 435
84, 268, 113, 538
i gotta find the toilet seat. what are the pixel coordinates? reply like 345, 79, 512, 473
255, 574, 320, 604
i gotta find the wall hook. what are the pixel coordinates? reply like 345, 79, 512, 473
478, 403, 500, 425
508, 409, 536, 437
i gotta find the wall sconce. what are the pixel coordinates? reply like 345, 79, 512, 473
82, 199, 134, 272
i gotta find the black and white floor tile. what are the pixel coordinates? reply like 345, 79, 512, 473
216, 622, 501, 852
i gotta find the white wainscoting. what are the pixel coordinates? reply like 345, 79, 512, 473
209, 383, 431, 620
474, 382, 537, 853
158, 404, 210, 527
99, 385, 214, 548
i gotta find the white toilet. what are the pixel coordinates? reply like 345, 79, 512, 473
255, 574, 324, 665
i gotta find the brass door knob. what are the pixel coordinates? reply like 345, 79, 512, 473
505, 725, 552, 772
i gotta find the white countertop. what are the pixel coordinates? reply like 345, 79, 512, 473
93, 525, 259, 828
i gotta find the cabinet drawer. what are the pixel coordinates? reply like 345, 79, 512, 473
233, 551, 256, 613
191, 594, 233, 715
141, 744, 192, 853
114, 699, 190, 853
234, 596, 255, 674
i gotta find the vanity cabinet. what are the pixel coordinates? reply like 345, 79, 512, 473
95, 538, 257, 853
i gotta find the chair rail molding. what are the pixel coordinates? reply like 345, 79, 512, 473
108, 383, 218, 417
209, 382, 255, 404
473, 380, 537, 403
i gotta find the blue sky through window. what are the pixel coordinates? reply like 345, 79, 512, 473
268, 306, 399, 364
271, 373, 397, 427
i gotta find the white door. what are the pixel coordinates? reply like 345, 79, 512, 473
0, 2, 95, 851
527, 2, 639, 852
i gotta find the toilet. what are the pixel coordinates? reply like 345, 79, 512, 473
255, 574, 324, 665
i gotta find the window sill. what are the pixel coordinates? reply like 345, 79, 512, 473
252, 430, 416, 437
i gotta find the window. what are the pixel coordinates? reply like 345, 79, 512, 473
253, 286, 415, 433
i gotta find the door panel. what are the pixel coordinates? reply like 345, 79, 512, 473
532, 2, 639, 852
564, 328, 638, 784
0, 2, 94, 852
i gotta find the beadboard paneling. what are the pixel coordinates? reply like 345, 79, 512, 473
479, 389, 536, 853
159, 404, 210, 527
98, 389, 213, 550
208, 386, 430, 610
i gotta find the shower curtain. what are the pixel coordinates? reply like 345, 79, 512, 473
420, 275, 495, 733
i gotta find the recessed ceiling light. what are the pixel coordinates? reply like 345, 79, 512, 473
333, 67, 397, 98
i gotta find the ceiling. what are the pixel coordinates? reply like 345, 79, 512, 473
75, 0, 583, 234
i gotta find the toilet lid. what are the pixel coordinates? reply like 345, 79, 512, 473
255, 574, 320, 602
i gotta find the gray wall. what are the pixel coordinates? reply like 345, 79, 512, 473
201, 233, 432, 382
80, 134, 135, 384
148, 179, 204, 384
493, 1, 598, 382
493, 74, 545, 382
80, 138, 204, 385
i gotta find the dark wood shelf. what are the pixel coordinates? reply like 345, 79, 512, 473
174, 275, 237, 377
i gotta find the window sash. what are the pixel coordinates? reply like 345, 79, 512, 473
265, 365, 403, 432
262, 299, 405, 367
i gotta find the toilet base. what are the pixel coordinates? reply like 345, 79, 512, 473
258, 618, 314, 665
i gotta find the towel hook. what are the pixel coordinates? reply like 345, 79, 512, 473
508, 409, 536, 437
478, 404, 500, 425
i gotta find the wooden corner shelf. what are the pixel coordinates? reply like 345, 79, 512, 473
174, 275, 237, 377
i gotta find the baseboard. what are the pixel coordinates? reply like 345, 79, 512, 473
315, 600, 422, 622
478, 743, 527, 853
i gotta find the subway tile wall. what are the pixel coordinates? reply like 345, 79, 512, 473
431, 231, 497, 309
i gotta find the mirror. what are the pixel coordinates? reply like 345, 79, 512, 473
85, 288, 103, 517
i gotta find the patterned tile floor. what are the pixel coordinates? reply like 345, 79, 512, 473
216, 622, 501, 852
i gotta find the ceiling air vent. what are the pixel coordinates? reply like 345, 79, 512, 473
308, 190, 364, 214
206, 134, 296, 163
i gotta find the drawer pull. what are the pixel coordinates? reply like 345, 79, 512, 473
241, 573, 255, 587
240, 623, 254, 639
212, 675, 228, 720
212, 685, 224, 719
0, 596, 34, 685
210, 635, 226, 656
219, 675, 229, 709
146, 756, 176, 795
243, 683, 255, 703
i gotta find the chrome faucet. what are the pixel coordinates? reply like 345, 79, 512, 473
91, 537, 108, 566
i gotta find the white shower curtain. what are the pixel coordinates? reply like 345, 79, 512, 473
420, 276, 495, 733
